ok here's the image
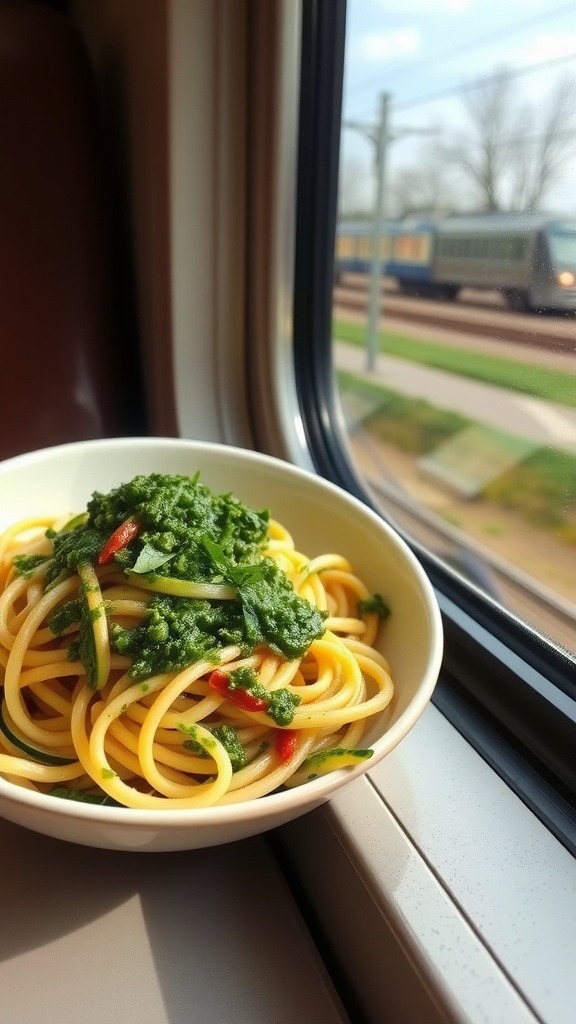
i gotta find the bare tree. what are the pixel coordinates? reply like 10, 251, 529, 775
388, 141, 466, 217
341, 71, 575, 220
450, 70, 522, 210
518, 75, 576, 211
446, 69, 576, 212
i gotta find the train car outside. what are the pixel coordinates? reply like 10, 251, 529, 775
432, 213, 576, 312
336, 213, 576, 312
335, 218, 436, 289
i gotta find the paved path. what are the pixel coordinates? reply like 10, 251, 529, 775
335, 341, 576, 453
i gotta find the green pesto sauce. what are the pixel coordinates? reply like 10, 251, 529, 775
111, 596, 252, 680
211, 724, 246, 772
178, 722, 216, 749
180, 722, 246, 772
237, 562, 327, 660
12, 553, 49, 579
177, 724, 215, 749
227, 666, 258, 689
41, 473, 327, 681
357, 593, 390, 620
45, 472, 268, 585
266, 689, 302, 727
49, 599, 81, 635
227, 666, 301, 726
182, 738, 210, 759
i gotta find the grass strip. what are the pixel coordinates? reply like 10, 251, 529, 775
334, 319, 576, 409
337, 369, 576, 539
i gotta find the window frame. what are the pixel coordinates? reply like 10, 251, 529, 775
292, 0, 576, 855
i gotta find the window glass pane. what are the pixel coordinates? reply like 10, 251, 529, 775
334, 0, 576, 657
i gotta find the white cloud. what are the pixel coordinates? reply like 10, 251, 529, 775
514, 32, 576, 66
381, 0, 552, 11
353, 28, 422, 64
481, 33, 576, 102
375, 0, 472, 13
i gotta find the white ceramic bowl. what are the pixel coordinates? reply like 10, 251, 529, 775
0, 438, 442, 851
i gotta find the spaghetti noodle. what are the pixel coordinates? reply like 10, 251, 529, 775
0, 473, 393, 809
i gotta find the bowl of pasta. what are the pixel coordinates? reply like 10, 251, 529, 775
0, 437, 442, 851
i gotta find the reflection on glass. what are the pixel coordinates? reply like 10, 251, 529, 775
333, 0, 576, 656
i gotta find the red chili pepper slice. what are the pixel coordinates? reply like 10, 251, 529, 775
208, 669, 268, 713
275, 729, 298, 763
98, 517, 142, 565
229, 689, 269, 713
208, 670, 232, 697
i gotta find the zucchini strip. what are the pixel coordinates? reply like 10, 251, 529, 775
78, 562, 110, 690
0, 702, 75, 766
124, 571, 237, 601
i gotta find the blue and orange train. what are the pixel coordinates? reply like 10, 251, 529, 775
335, 213, 576, 312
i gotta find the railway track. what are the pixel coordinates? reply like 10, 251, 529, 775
351, 437, 576, 657
334, 278, 576, 354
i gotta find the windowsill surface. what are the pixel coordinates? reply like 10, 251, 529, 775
277, 702, 576, 1024
0, 820, 348, 1023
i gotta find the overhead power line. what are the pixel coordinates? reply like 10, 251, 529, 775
351, 0, 576, 99
393, 0, 576, 83
462, 127, 576, 150
391, 51, 576, 112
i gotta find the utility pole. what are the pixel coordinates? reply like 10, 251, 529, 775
366, 92, 389, 373
343, 94, 435, 372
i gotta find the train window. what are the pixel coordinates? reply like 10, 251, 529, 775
336, 234, 354, 258
510, 237, 525, 260
294, 0, 576, 856
548, 221, 576, 264
357, 234, 372, 259
379, 234, 392, 259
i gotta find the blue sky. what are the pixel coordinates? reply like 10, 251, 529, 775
340, 0, 576, 212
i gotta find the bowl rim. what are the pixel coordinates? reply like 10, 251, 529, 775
0, 436, 443, 827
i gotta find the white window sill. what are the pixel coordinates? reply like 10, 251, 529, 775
276, 702, 576, 1024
